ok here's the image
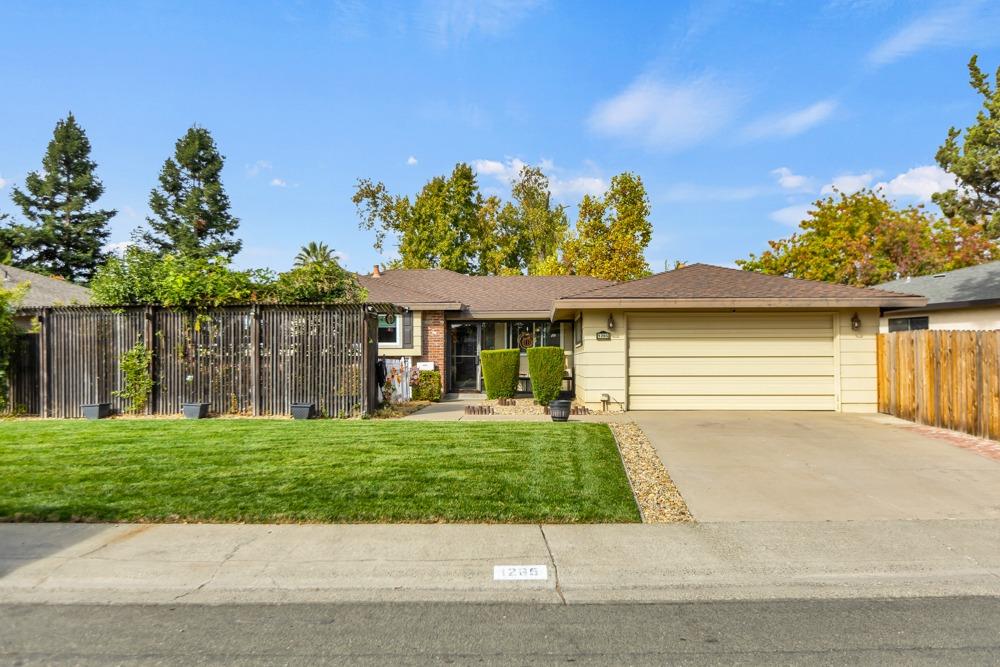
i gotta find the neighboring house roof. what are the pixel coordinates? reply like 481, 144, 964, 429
551, 263, 925, 317
875, 261, 1000, 311
359, 268, 612, 317
1, 264, 93, 308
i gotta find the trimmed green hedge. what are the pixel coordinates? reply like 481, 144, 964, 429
411, 370, 442, 402
527, 346, 565, 406
480, 349, 520, 399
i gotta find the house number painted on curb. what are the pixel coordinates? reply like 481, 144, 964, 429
493, 565, 548, 581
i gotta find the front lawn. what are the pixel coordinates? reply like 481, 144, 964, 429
0, 420, 639, 523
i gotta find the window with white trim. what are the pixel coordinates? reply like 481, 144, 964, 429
378, 314, 401, 346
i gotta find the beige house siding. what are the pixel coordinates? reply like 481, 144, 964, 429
879, 306, 1000, 332
573, 310, 628, 410
377, 310, 423, 357
572, 308, 879, 413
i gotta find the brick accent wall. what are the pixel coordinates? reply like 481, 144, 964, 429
415, 310, 447, 391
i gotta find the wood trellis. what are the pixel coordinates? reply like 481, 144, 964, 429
8, 305, 382, 418
877, 330, 1000, 440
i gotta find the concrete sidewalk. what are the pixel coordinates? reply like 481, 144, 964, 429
2, 521, 999, 605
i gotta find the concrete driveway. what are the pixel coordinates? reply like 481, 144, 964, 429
633, 412, 1000, 522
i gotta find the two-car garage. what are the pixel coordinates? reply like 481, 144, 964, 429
554, 264, 926, 413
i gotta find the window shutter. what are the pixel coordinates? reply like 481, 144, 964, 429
402, 311, 413, 348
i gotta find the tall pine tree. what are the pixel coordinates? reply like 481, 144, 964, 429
10, 113, 116, 282
139, 126, 242, 259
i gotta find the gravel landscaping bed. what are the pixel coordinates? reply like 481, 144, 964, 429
608, 422, 693, 524
481, 398, 623, 416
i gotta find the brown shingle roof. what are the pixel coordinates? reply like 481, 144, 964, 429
1, 264, 92, 308
555, 264, 926, 308
361, 268, 612, 314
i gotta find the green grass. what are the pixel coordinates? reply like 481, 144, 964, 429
0, 420, 639, 524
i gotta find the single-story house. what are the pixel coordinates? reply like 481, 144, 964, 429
875, 261, 1000, 333
360, 263, 924, 412
1, 263, 92, 329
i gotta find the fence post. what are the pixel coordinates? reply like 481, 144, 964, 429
38, 308, 50, 418
144, 306, 155, 415
251, 304, 261, 417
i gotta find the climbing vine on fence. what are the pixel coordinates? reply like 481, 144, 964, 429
112, 340, 154, 413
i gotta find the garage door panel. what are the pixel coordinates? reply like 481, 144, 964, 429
629, 356, 833, 377
630, 376, 834, 395
629, 338, 834, 357
629, 395, 837, 411
629, 314, 834, 331
626, 312, 836, 411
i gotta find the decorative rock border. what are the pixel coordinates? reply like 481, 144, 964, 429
609, 422, 693, 524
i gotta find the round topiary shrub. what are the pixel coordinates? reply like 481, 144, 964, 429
526, 346, 565, 406
480, 349, 520, 399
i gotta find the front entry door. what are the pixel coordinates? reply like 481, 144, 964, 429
449, 323, 480, 392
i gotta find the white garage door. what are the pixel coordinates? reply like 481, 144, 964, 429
628, 313, 836, 410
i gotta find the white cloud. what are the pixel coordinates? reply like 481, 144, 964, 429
0, 175, 8, 189
270, 178, 288, 188
588, 75, 741, 151
771, 167, 811, 190
246, 160, 272, 177
770, 204, 813, 227
875, 165, 956, 202
821, 172, 875, 195
421, 0, 543, 46
743, 100, 837, 140
406, 156, 418, 166
867, 2, 995, 67
102, 241, 133, 257
473, 157, 606, 199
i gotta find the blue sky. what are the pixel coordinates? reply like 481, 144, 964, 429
2, 0, 999, 274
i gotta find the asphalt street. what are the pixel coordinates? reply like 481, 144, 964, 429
3, 598, 1000, 665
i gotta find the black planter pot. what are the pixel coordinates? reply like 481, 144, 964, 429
290, 403, 315, 420
181, 403, 210, 419
548, 399, 571, 422
81, 403, 111, 420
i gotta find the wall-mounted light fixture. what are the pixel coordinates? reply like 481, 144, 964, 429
851, 312, 862, 331
607, 313, 615, 330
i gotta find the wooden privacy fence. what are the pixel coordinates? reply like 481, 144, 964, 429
9, 305, 381, 418
877, 330, 1000, 440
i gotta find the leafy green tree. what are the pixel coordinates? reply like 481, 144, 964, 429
272, 259, 366, 303
558, 172, 652, 281
9, 113, 115, 282
0, 213, 18, 264
91, 247, 271, 308
294, 241, 335, 266
139, 126, 242, 259
934, 56, 1000, 237
0, 281, 28, 411
738, 189, 996, 286
353, 163, 481, 273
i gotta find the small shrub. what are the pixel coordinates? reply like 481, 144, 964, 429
113, 341, 154, 413
480, 349, 519, 399
411, 370, 442, 402
527, 346, 565, 406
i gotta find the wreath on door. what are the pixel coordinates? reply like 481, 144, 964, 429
518, 331, 534, 350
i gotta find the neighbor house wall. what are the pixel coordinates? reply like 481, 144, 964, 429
879, 306, 1000, 333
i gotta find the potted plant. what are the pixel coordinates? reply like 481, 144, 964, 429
290, 403, 315, 420
548, 399, 571, 422
180, 374, 209, 419
80, 403, 111, 420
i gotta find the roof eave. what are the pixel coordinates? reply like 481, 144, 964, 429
551, 296, 928, 318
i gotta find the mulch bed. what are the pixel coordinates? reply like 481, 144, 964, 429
608, 422, 693, 524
